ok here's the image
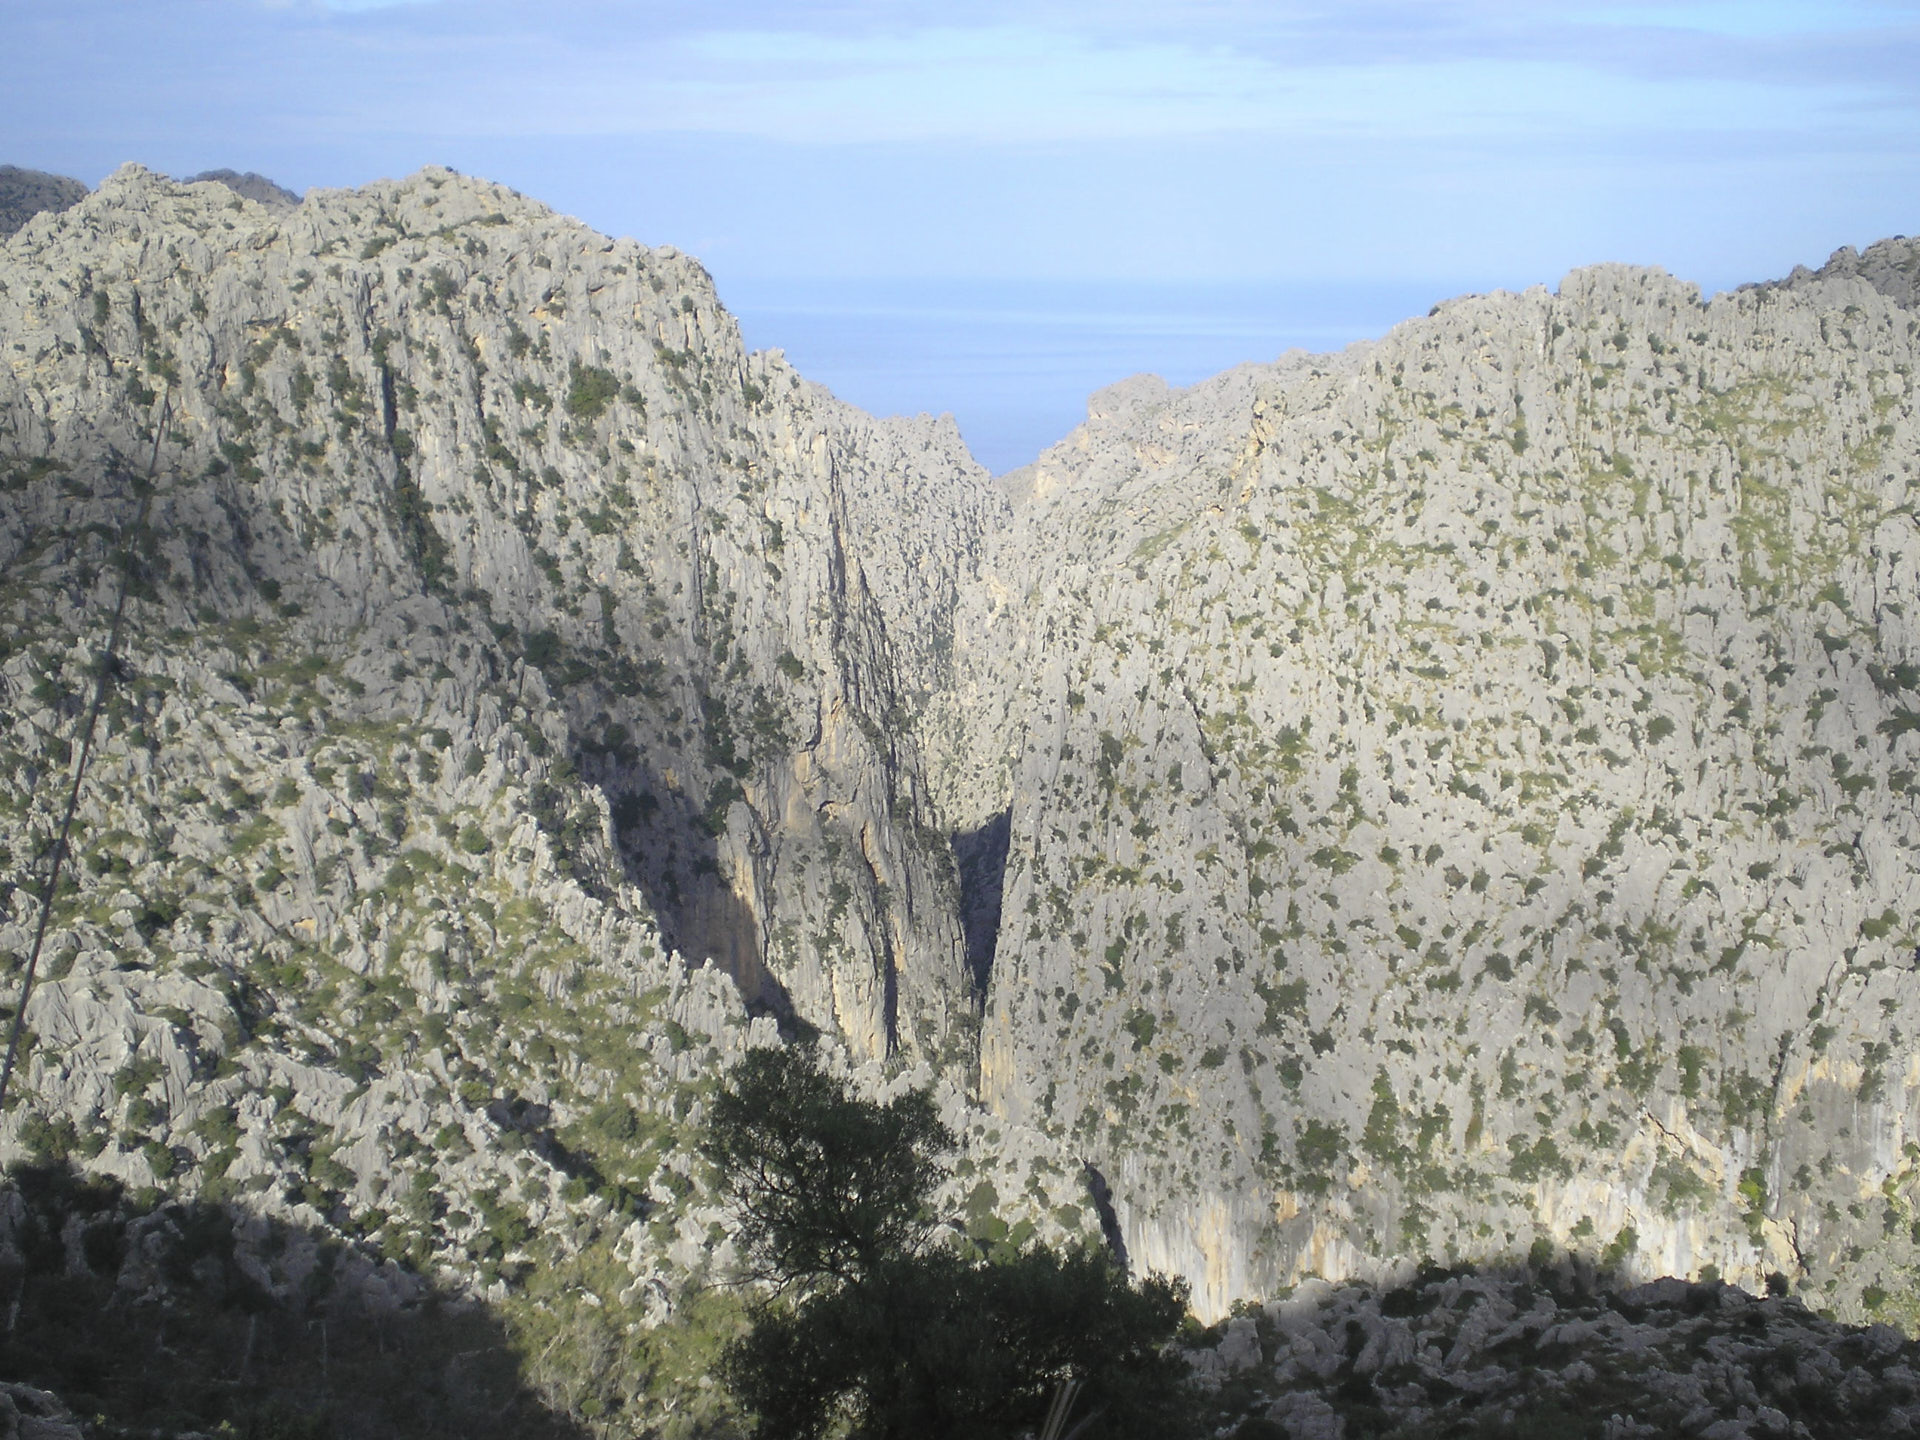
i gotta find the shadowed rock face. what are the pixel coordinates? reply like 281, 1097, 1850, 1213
1182, 1266, 1920, 1439
184, 168, 302, 211
952, 806, 1010, 994
0, 1162, 589, 1439
0, 165, 86, 237
5, 159, 1920, 1346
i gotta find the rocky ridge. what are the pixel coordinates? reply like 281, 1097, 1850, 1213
1188, 1268, 1920, 1439
951, 248, 1920, 1322
0, 163, 999, 1428
183, 169, 301, 212
2, 161, 1920, 1429
0, 168, 86, 240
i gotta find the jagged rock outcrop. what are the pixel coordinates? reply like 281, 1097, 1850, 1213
6, 156, 1920, 1410
1189, 1268, 1920, 1439
0, 1383, 83, 1440
0, 167, 86, 239
185, 168, 301, 211
954, 244, 1920, 1321
1773, 234, 1920, 310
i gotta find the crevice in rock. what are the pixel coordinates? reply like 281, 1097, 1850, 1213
882, 944, 899, 1058
1082, 1161, 1129, 1276
951, 807, 1010, 999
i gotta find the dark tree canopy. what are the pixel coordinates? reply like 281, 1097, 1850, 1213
703, 1044, 1193, 1440
703, 1043, 954, 1290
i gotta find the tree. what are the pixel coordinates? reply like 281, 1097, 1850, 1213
704, 1045, 1193, 1440
704, 1041, 952, 1292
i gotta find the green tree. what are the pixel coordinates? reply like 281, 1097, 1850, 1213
704, 1045, 1192, 1440
704, 1042, 951, 1291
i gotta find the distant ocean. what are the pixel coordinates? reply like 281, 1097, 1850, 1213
721, 278, 1455, 475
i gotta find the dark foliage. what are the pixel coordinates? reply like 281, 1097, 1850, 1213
704, 1043, 953, 1290
0, 1161, 585, 1440
705, 1045, 1193, 1440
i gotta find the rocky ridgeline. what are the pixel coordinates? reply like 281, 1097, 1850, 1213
1188, 1269, 1920, 1439
958, 246, 1920, 1321
3, 161, 1920, 1430
0, 167, 86, 240
0, 164, 1000, 1425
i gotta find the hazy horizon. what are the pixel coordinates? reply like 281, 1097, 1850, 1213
10, 0, 1915, 470
722, 276, 1460, 473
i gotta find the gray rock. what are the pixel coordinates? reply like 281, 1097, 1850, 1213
5, 156, 1920, 1434
1218, 1313, 1264, 1370
183, 168, 301, 210
0, 1384, 83, 1440
1265, 1388, 1345, 1440
953, 253, 1920, 1321
0, 165, 85, 237
1770, 235, 1920, 309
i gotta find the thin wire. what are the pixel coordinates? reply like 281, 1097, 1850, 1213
0, 398, 169, 1117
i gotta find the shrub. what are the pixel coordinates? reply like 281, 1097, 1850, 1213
706, 1045, 1192, 1439
563, 362, 620, 421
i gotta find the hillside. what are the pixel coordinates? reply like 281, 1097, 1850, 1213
0, 163, 1002, 1429
955, 243, 1920, 1322
2, 165, 1919, 1430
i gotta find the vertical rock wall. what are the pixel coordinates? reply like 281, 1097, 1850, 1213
957, 257, 1920, 1321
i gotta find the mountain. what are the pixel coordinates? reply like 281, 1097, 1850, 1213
2, 162, 1919, 1429
0, 166, 87, 238
0, 162, 1000, 1428
955, 245, 1920, 1322
184, 168, 302, 211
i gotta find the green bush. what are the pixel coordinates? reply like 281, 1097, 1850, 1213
706, 1045, 1192, 1439
564, 362, 621, 421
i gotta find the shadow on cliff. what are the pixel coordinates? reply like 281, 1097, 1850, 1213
492, 622, 800, 1032
952, 808, 1011, 999
0, 1161, 587, 1440
574, 721, 804, 1034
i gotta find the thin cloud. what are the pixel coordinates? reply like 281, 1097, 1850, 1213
1, 0, 1910, 289
59, 0, 1899, 146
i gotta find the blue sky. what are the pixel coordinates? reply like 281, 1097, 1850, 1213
5, 2, 1917, 466
6, 0, 1915, 289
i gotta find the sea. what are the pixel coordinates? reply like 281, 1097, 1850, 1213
720, 278, 1456, 475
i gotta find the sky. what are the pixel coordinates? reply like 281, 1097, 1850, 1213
5, 1, 1917, 466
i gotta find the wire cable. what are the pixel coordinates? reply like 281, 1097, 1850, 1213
0, 398, 169, 1117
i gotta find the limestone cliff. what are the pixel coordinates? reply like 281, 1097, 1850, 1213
0, 166, 998, 1429
5, 158, 1920, 1375
958, 250, 1920, 1322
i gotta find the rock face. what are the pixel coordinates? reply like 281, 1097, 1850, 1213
1188, 1268, 1920, 1439
4, 158, 1920, 1389
957, 247, 1920, 1321
184, 169, 302, 211
0, 164, 997, 1430
0, 1382, 85, 1440
0, 167, 86, 239
1773, 234, 1920, 310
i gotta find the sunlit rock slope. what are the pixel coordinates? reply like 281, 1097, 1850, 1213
5, 161, 1920, 1356
958, 239, 1920, 1322
0, 166, 1002, 1429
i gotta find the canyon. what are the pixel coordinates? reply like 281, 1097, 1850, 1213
1, 164, 1917, 1429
